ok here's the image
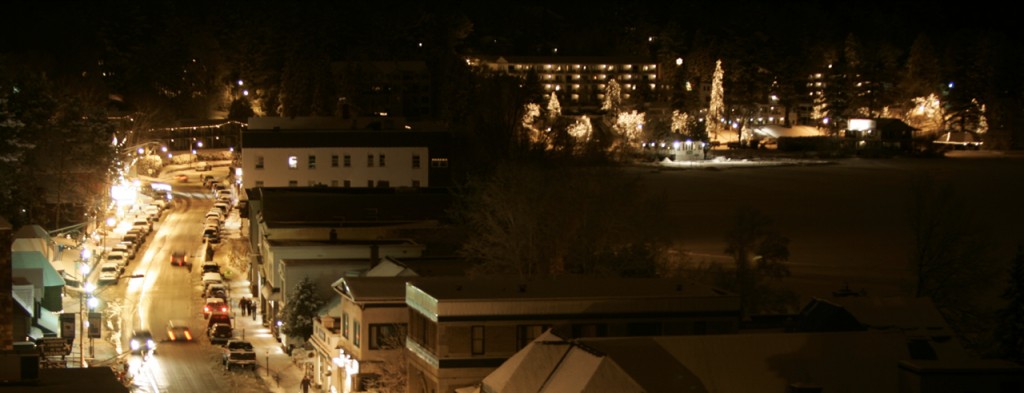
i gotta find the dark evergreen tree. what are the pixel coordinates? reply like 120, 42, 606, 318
723, 207, 794, 317
281, 277, 327, 341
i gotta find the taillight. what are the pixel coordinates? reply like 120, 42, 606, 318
168, 331, 176, 341
204, 305, 210, 313
184, 331, 192, 341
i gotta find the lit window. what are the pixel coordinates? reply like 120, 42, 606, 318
571, 94, 579, 101
255, 156, 264, 169
288, 156, 297, 169
624, 65, 632, 70
342, 313, 349, 338
430, 157, 448, 168
331, 154, 339, 167
308, 155, 316, 169
353, 321, 361, 348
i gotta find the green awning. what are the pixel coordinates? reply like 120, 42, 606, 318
13, 251, 66, 287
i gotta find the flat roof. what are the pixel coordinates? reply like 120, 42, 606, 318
408, 277, 726, 301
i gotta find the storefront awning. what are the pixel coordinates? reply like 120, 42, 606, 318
261, 283, 281, 301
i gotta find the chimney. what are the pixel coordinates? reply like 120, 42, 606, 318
0, 217, 13, 350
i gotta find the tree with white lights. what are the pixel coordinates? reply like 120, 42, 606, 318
706, 60, 724, 141
547, 91, 561, 118
602, 79, 622, 113
567, 115, 592, 141
614, 110, 645, 144
671, 110, 689, 135
904, 94, 944, 134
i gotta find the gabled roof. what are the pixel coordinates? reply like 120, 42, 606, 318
484, 330, 913, 393
333, 276, 411, 302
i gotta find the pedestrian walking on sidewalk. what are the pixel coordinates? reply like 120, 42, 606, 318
240, 297, 249, 316
249, 300, 257, 317
300, 375, 311, 393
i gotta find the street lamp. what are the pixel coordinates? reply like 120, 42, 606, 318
80, 282, 95, 366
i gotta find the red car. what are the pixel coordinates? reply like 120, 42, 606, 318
171, 251, 188, 267
174, 174, 189, 182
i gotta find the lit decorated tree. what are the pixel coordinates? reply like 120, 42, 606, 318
614, 110, 646, 149
567, 115, 592, 141
602, 79, 622, 113
706, 60, 724, 141
547, 91, 561, 118
671, 110, 689, 135
904, 94, 944, 135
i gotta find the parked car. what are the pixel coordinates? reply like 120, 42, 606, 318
166, 320, 193, 342
208, 323, 233, 345
113, 242, 135, 261
201, 261, 221, 274
205, 283, 228, 301
207, 313, 231, 329
98, 262, 122, 285
203, 298, 229, 319
222, 339, 256, 371
105, 251, 128, 270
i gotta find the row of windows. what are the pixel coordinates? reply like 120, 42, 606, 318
255, 154, 424, 170
254, 180, 421, 188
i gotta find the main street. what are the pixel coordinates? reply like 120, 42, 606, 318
88, 166, 270, 393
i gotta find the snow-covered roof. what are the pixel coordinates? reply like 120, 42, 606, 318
483, 330, 915, 393
12, 251, 65, 287
752, 125, 822, 139
933, 131, 982, 145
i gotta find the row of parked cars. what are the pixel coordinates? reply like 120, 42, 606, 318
203, 187, 232, 244
98, 199, 169, 285
199, 261, 257, 370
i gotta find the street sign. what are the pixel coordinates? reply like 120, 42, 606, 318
88, 313, 102, 338
37, 337, 71, 356
60, 313, 76, 339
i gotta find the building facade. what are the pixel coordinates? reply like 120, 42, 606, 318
404, 277, 740, 393
240, 117, 451, 190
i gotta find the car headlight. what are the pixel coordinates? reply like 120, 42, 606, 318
130, 340, 140, 351
147, 339, 156, 349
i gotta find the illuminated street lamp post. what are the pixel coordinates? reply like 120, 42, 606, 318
80, 282, 95, 366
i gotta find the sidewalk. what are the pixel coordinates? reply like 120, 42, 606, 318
214, 197, 312, 393
225, 278, 309, 393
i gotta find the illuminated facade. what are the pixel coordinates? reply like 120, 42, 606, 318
465, 56, 662, 110
240, 117, 451, 190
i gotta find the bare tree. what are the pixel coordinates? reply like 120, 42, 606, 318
363, 328, 407, 393
907, 174, 999, 351
723, 207, 795, 317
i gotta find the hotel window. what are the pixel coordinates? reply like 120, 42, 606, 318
471, 326, 485, 355
343, 180, 351, 188
412, 154, 421, 169
343, 154, 351, 167
430, 158, 448, 168
255, 156, 264, 169
255, 181, 264, 187
369, 324, 407, 350
342, 312, 349, 338
571, 94, 579, 101
572, 74, 581, 80
367, 154, 374, 167
378, 154, 386, 167
331, 154, 339, 167
288, 180, 298, 187
624, 65, 632, 70
308, 155, 316, 169
287, 156, 298, 169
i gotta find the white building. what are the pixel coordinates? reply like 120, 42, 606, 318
239, 117, 452, 190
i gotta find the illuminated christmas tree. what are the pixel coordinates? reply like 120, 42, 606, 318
706, 60, 724, 141
547, 91, 561, 118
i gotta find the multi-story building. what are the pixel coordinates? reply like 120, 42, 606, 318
313, 276, 412, 393
404, 277, 740, 393
465, 56, 662, 111
239, 117, 452, 190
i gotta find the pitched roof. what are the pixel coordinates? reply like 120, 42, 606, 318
484, 331, 913, 393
